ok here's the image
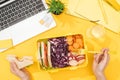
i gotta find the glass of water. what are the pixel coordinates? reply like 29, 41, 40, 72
86, 25, 106, 42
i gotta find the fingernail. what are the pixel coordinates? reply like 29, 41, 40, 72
105, 48, 109, 51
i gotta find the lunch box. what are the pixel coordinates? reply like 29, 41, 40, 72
36, 34, 88, 72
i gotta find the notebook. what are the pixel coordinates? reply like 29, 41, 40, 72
67, 0, 120, 34
105, 0, 120, 11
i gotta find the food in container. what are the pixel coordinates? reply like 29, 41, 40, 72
37, 34, 87, 70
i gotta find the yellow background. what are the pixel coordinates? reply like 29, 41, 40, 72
0, 0, 120, 80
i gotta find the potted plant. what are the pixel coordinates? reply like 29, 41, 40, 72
47, 0, 64, 15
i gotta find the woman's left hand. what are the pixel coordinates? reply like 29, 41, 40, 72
10, 61, 31, 80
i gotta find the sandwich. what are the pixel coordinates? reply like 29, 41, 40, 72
37, 41, 52, 69
7, 55, 33, 69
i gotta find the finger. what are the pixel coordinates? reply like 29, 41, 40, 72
106, 53, 110, 65
21, 68, 28, 72
93, 55, 97, 69
95, 53, 102, 63
10, 61, 19, 73
101, 48, 109, 53
107, 53, 110, 61
10, 61, 16, 69
21, 68, 30, 75
93, 54, 98, 63
100, 49, 109, 65
100, 48, 109, 62
103, 49, 109, 60
94, 54, 97, 59
104, 52, 109, 63
10, 62, 16, 73
93, 54, 97, 62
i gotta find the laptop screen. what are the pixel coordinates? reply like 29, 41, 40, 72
0, 0, 10, 5
0, 0, 15, 8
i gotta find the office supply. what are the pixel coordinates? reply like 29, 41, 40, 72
99, 0, 108, 24
0, 0, 56, 52
117, 0, 120, 5
75, 0, 105, 23
67, 0, 87, 21
98, 1, 120, 33
105, 0, 120, 11
67, 0, 120, 34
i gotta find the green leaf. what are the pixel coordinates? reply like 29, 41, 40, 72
47, 0, 64, 15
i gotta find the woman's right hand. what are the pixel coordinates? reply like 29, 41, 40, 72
93, 48, 110, 80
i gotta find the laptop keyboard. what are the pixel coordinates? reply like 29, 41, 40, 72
0, 0, 46, 31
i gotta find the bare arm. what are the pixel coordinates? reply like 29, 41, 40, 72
93, 48, 110, 80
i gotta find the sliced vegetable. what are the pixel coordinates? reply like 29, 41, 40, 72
78, 59, 85, 64
75, 34, 83, 39
47, 41, 52, 68
41, 42, 48, 67
49, 37, 69, 68
75, 55, 85, 62
67, 34, 84, 51
68, 46, 74, 51
73, 42, 80, 49
37, 42, 42, 66
67, 41, 73, 45
69, 60, 78, 66
66, 36, 73, 42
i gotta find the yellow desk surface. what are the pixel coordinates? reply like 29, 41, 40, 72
0, 1, 120, 80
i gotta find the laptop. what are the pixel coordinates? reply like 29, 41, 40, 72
0, 0, 56, 52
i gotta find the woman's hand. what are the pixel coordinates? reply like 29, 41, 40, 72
10, 61, 31, 80
93, 48, 110, 80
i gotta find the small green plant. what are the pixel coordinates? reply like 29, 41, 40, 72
47, 0, 64, 15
